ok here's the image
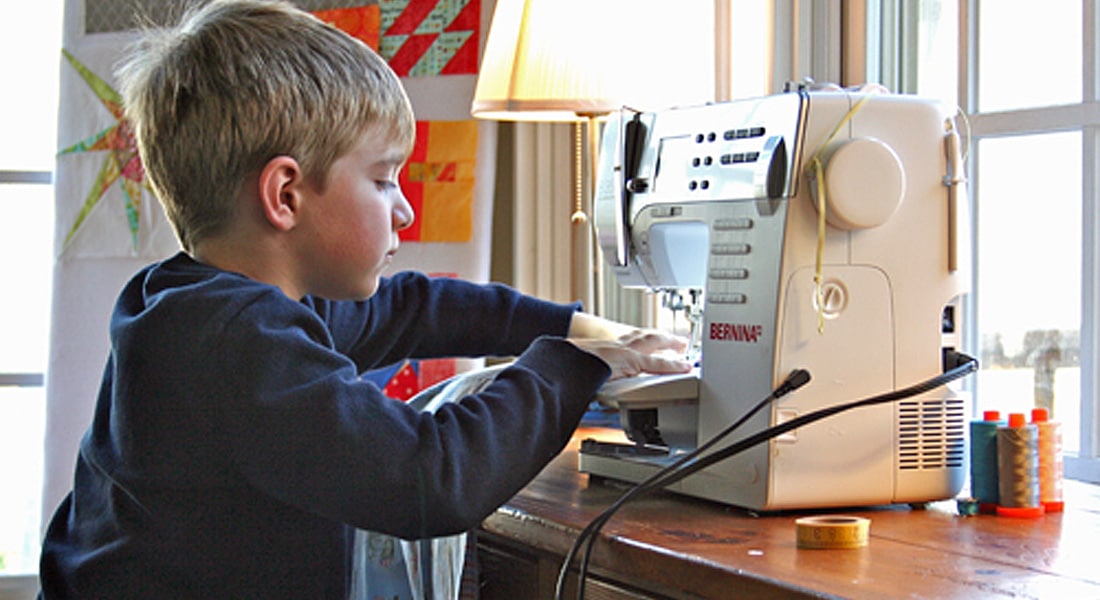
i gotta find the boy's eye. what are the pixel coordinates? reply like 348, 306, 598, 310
376, 180, 398, 192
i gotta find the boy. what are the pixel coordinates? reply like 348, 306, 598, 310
38, 1, 690, 598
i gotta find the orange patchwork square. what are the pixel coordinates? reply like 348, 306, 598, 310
312, 6, 382, 52
420, 180, 475, 242
399, 120, 479, 243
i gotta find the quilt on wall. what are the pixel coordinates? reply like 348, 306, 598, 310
56, 49, 165, 255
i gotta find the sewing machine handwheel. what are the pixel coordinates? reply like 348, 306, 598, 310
822, 136, 905, 230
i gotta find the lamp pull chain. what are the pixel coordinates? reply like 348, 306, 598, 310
571, 121, 587, 224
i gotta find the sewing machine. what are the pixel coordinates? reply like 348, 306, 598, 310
579, 86, 971, 511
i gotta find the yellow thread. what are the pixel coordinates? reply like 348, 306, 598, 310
810, 158, 827, 333
804, 91, 879, 334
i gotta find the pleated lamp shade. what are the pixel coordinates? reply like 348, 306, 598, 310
471, 0, 698, 121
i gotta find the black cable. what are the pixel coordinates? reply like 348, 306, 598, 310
558, 355, 977, 600
656, 357, 977, 489
554, 368, 812, 600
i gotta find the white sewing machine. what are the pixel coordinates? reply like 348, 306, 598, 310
579, 86, 971, 511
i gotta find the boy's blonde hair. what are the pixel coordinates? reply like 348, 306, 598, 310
118, 0, 416, 251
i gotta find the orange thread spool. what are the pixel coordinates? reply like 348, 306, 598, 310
1031, 408, 1064, 513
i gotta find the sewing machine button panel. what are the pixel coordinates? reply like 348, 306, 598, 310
714, 218, 754, 230
710, 268, 749, 280
723, 126, 767, 140
711, 243, 751, 255
706, 292, 747, 304
648, 206, 681, 219
720, 152, 761, 165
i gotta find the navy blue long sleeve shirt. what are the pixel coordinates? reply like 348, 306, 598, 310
39, 252, 610, 599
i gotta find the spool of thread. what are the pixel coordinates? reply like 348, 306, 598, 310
1031, 408, 1065, 513
996, 413, 1044, 518
969, 410, 1004, 513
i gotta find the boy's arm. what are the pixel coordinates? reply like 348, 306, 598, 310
316, 273, 578, 364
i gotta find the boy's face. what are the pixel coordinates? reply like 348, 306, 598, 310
295, 127, 414, 300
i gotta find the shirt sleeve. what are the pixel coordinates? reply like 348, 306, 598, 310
303, 272, 580, 372
218, 290, 609, 539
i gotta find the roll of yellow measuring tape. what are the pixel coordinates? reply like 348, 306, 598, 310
795, 515, 871, 549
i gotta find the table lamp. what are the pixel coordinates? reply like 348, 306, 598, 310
471, 0, 652, 311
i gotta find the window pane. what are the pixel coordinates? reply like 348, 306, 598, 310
975, 132, 1081, 453
728, 0, 771, 99
0, 185, 54, 374
0, 0, 64, 171
0, 386, 45, 574
915, 0, 958, 108
977, 0, 1081, 112
0, 0, 62, 580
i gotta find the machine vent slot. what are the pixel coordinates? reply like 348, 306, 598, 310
897, 397, 966, 470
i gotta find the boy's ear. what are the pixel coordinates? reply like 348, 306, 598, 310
257, 156, 305, 232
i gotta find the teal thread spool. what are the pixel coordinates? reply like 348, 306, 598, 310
969, 410, 1003, 513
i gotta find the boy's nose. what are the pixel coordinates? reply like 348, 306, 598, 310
393, 189, 415, 231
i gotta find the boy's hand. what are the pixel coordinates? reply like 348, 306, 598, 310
569, 329, 692, 381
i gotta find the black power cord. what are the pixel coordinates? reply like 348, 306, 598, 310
556, 355, 978, 600
555, 368, 810, 600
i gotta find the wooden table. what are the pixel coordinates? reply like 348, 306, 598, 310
476, 428, 1100, 599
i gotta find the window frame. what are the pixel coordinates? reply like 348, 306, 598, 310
0, 0, 63, 581
962, 0, 1098, 482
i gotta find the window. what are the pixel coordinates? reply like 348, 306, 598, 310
873, 0, 1098, 482
0, 0, 63, 577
